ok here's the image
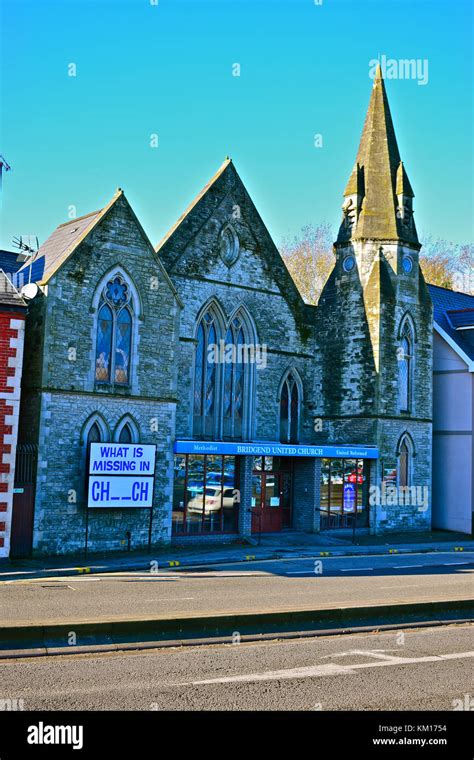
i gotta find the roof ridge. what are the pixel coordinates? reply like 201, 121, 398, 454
57, 209, 102, 228
155, 158, 232, 253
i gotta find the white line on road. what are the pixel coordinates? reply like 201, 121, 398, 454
340, 568, 373, 572
186, 650, 474, 686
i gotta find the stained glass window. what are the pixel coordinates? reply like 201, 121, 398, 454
115, 308, 131, 385
96, 304, 113, 382
95, 274, 134, 387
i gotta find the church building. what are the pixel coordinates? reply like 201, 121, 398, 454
10, 66, 434, 556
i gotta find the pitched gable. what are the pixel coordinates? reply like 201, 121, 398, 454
16, 190, 182, 306
156, 159, 311, 326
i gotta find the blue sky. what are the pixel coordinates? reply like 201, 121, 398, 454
1, 0, 472, 252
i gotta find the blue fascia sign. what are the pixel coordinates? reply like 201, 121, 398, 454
174, 440, 379, 459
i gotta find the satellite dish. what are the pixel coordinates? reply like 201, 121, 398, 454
20, 282, 38, 300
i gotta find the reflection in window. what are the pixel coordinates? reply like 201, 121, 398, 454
223, 319, 245, 439
172, 454, 239, 535
280, 372, 300, 443
95, 274, 133, 386
193, 313, 217, 437
319, 458, 370, 530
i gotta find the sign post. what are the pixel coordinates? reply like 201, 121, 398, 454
85, 443, 157, 555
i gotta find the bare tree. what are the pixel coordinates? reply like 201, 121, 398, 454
279, 224, 334, 305
279, 226, 473, 303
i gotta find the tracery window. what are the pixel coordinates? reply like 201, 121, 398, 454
95, 275, 133, 386
280, 371, 300, 444
193, 311, 217, 437
398, 318, 414, 412
223, 317, 245, 439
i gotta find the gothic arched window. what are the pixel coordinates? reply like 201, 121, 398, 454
223, 318, 245, 439
398, 435, 412, 488
398, 318, 414, 412
95, 274, 133, 386
280, 372, 301, 444
193, 311, 218, 437
87, 422, 101, 447
118, 424, 132, 444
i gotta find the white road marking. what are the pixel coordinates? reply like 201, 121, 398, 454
186, 650, 474, 685
340, 568, 373, 572
444, 562, 470, 566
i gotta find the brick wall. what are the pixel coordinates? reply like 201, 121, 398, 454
0, 312, 26, 557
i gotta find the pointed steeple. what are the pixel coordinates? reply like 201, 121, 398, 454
337, 64, 418, 245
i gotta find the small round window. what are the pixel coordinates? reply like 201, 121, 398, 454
342, 255, 355, 273
402, 256, 414, 274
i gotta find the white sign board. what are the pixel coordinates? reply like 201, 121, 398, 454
88, 476, 153, 508
89, 443, 156, 475
88, 443, 156, 509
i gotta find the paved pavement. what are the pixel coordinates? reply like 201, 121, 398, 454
1, 552, 473, 625
1, 532, 472, 583
1, 623, 472, 710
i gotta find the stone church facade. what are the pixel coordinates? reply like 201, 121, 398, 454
12, 66, 433, 557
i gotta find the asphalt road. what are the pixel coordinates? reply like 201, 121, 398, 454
1, 552, 472, 624
0, 624, 472, 710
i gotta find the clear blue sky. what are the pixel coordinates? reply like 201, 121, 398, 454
1, 0, 472, 252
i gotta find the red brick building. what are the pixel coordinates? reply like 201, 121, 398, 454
0, 271, 26, 558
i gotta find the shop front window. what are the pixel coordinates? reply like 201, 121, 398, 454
320, 458, 370, 529
172, 454, 240, 535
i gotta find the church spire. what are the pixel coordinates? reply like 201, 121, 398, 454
337, 64, 418, 245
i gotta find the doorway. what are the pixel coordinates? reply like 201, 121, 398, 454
251, 457, 293, 533
10, 444, 37, 558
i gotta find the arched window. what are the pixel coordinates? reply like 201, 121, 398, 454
280, 372, 301, 444
87, 422, 101, 447
398, 435, 412, 488
118, 424, 132, 444
95, 274, 133, 386
398, 318, 414, 412
193, 311, 218, 437
223, 318, 245, 439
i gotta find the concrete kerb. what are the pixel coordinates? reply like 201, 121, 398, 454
0, 598, 473, 660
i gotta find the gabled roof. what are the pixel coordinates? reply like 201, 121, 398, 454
16, 194, 119, 286
0, 270, 26, 309
155, 158, 311, 325
14, 190, 182, 305
156, 158, 232, 256
428, 283, 474, 366
446, 308, 474, 330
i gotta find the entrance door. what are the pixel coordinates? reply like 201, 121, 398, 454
251, 469, 283, 533
9, 444, 37, 558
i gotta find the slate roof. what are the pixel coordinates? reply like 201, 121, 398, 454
0, 270, 26, 308
15, 207, 104, 287
428, 283, 474, 363
0, 250, 27, 276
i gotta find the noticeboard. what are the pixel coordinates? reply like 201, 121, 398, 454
87, 443, 156, 508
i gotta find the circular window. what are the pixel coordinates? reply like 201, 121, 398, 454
342, 255, 355, 273
402, 256, 414, 274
